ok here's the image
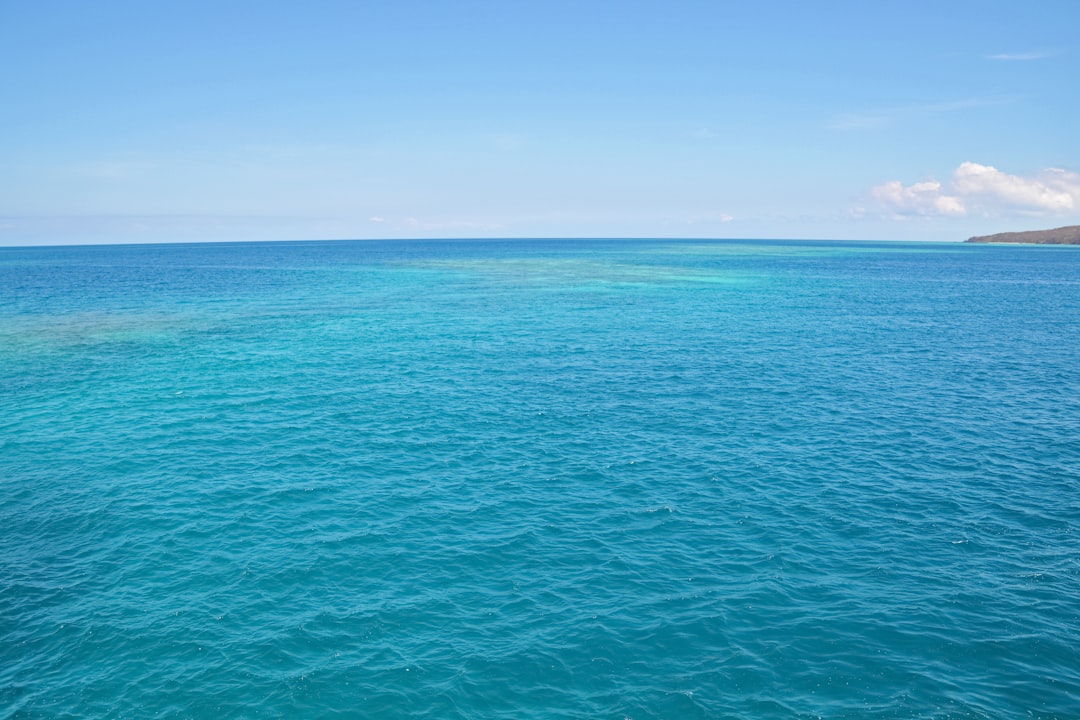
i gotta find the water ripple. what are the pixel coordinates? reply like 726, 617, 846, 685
2, 240, 1079, 718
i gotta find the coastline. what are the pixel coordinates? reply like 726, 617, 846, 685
966, 225, 1080, 245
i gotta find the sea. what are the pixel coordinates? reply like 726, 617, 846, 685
1, 238, 1078, 719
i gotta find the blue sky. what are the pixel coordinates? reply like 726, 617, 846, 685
1, 0, 1078, 244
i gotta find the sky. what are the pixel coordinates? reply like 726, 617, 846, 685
1, 0, 1078, 245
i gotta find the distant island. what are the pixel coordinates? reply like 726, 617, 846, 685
966, 225, 1080, 244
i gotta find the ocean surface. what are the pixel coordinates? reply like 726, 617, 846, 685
1, 238, 1078, 719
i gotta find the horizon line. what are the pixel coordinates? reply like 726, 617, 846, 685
0, 235, 974, 249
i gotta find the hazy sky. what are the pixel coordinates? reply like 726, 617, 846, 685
2, 0, 1078, 245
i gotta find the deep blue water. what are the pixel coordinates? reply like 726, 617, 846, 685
2, 238, 1079, 719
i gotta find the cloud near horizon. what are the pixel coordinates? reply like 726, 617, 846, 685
869, 162, 1080, 218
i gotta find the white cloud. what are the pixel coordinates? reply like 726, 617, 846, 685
369, 216, 385, 223
870, 180, 965, 217
987, 50, 1054, 61
1043, 167, 1080, 193
952, 162, 1077, 211
869, 162, 1080, 218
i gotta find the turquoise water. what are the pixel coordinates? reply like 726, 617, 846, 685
2, 239, 1078, 719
